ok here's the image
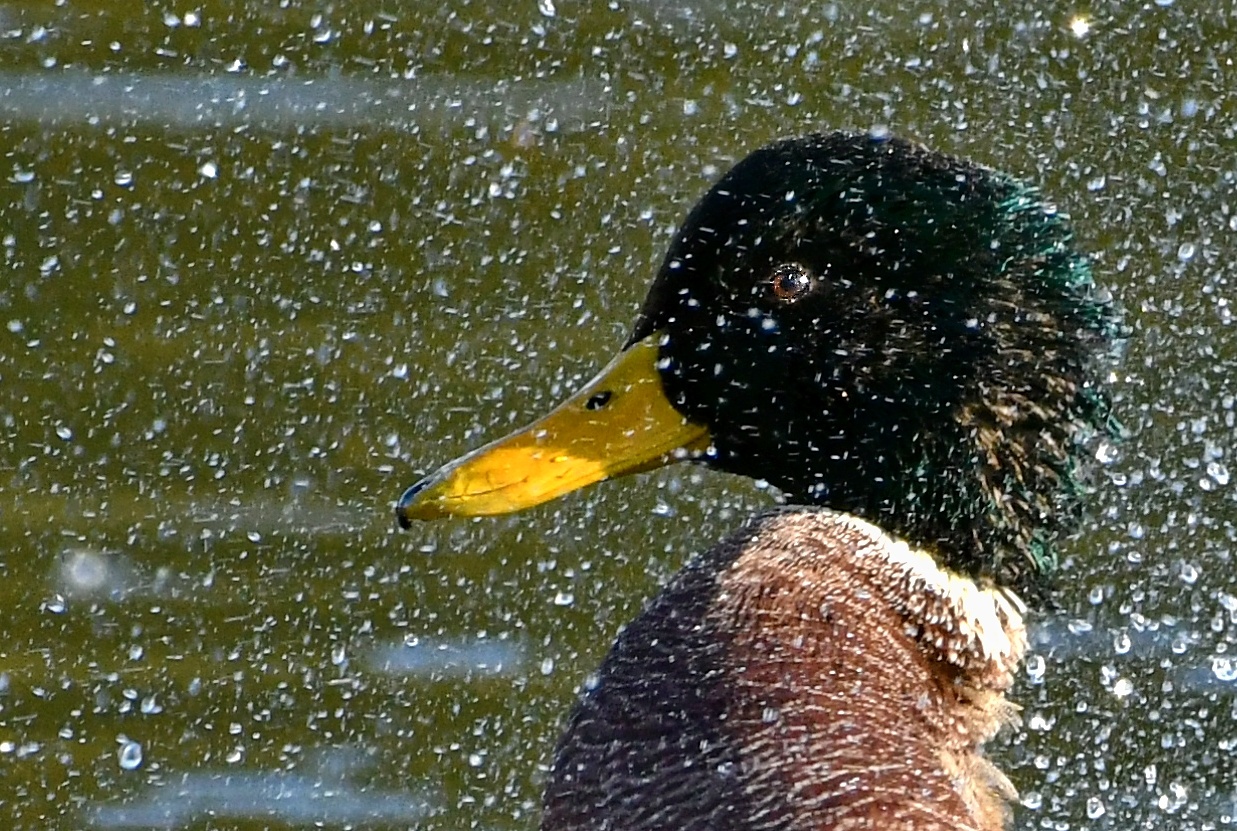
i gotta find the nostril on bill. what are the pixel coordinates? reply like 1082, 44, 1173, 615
585, 390, 613, 411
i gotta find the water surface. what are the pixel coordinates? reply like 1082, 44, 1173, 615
1, 1, 1234, 828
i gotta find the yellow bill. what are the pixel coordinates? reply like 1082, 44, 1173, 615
397, 333, 711, 526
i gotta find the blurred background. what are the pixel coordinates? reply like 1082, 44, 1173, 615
0, 0, 1234, 828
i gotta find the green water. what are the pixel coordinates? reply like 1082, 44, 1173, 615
0, 0, 1233, 828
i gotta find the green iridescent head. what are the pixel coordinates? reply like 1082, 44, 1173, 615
399, 131, 1120, 596
628, 132, 1120, 592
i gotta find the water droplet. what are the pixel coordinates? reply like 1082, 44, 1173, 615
1086, 797, 1106, 819
118, 739, 143, 770
1028, 714, 1053, 731
1180, 562, 1199, 585
1113, 631, 1131, 655
1095, 440, 1119, 464
1069, 15, 1092, 37
537, 0, 556, 17
1177, 242, 1196, 261
1066, 618, 1094, 635
1025, 654, 1046, 683
1207, 461, 1229, 486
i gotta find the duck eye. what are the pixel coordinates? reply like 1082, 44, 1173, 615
769, 263, 813, 302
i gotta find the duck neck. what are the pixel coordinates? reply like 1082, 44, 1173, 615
543, 508, 1028, 831
712, 509, 1028, 830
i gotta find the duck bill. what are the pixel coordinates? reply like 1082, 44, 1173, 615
396, 333, 710, 526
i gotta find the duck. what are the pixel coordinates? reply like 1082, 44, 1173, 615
396, 131, 1119, 831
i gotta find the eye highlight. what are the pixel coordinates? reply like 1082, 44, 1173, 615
769, 263, 813, 302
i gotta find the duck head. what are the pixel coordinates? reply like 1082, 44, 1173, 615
398, 132, 1119, 594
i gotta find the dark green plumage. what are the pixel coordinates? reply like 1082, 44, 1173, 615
628, 132, 1119, 595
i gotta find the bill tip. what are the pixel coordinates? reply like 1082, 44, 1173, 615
395, 477, 433, 529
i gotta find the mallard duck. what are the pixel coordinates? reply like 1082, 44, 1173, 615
397, 132, 1118, 831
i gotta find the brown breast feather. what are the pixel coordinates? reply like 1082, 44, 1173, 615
543, 508, 1026, 831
